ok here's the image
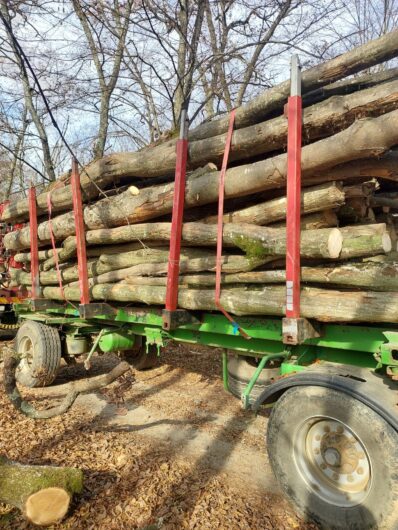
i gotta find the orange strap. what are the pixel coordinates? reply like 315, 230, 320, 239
215, 110, 250, 339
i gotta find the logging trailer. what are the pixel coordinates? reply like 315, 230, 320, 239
3, 57, 398, 529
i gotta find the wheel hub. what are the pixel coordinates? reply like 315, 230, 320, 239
295, 417, 371, 507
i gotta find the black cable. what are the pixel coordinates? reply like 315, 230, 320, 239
0, 139, 49, 182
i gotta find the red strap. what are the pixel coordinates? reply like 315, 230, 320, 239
215, 110, 250, 339
47, 192, 66, 301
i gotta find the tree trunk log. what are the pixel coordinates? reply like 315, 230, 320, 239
68, 254, 273, 288
41, 283, 398, 323
302, 66, 398, 106
189, 29, 398, 140
271, 210, 338, 229
122, 261, 398, 291
306, 150, 398, 185
0, 455, 83, 526
11, 248, 211, 286
2, 71, 398, 224
202, 182, 345, 225
5, 109, 398, 252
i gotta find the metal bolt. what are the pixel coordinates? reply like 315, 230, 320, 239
347, 475, 354, 483
357, 467, 364, 475
336, 425, 344, 434
324, 425, 331, 433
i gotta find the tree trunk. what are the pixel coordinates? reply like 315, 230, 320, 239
122, 261, 398, 291
189, 29, 398, 140
202, 182, 345, 225
5, 109, 398, 252
0, 455, 83, 526
305, 151, 398, 185
271, 210, 338, 229
41, 283, 398, 323
11, 248, 211, 286
2, 78, 398, 224
302, 66, 398, 106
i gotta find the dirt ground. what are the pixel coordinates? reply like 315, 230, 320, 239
0, 340, 319, 530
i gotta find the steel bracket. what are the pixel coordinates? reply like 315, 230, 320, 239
162, 308, 199, 330
144, 327, 164, 354
282, 317, 321, 345
30, 299, 63, 311
79, 303, 116, 319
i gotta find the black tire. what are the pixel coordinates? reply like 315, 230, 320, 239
15, 321, 61, 388
267, 386, 398, 530
227, 355, 280, 404
122, 337, 159, 370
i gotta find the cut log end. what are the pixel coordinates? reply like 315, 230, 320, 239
24, 487, 70, 527
383, 232, 393, 253
328, 228, 343, 258
129, 186, 140, 196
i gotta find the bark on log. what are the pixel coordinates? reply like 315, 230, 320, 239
202, 182, 345, 225
11, 248, 211, 286
271, 210, 338, 229
2, 78, 398, 225
122, 261, 398, 291
306, 151, 398, 185
189, 28, 398, 140
14, 249, 61, 263
0, 455, 83, 526
68, 254, 272, 287
6, 109, 398, 252
41, 283, 398, 323
302, 66, 398, 106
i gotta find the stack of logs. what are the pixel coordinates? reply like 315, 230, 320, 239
3, 30, 398, 324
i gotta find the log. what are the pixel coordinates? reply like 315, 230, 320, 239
3, 76, 398, 224
306, 151, 398, 185
68, 254, 273, 287
122, 261, 398, 291
302, 66, 398, 106
10, 248, 212, 286
271, 210, 338, 229
189, 29, 398, 140
13, 249, 61, 263
41, 283, 398, 323
202, 182, 345, 225
0, 455, 83, 526
6, 109, 398, 252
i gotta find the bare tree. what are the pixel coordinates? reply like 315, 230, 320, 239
71, 0, 134, 159
0, 0, 56, 180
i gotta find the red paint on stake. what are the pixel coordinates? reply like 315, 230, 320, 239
285, 94, 302, 318
71, 159, 90, 305
28, 186, 40, 299
165, 137, 189, 311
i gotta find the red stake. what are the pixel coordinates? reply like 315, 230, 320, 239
285, 55, 302, 318
165, 111, 189, 311
71, 158, 90, 305
28, 185, 40, 299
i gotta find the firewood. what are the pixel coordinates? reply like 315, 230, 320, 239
0, 454, 83, 526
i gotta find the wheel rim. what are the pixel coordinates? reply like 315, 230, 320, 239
17, 336, 35, 375
293, 416, 372, 507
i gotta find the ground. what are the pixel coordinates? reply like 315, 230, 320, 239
0, 340, 319, 530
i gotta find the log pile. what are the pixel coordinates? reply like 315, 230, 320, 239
3, 30, 398, 324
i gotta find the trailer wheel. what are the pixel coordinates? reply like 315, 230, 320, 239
15, 321, 61, 388
122, 337, 159, 370
267, 385, 398, 530
227, 355, 280, 404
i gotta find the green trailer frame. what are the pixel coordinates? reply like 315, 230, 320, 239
12, 301, 398, 408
